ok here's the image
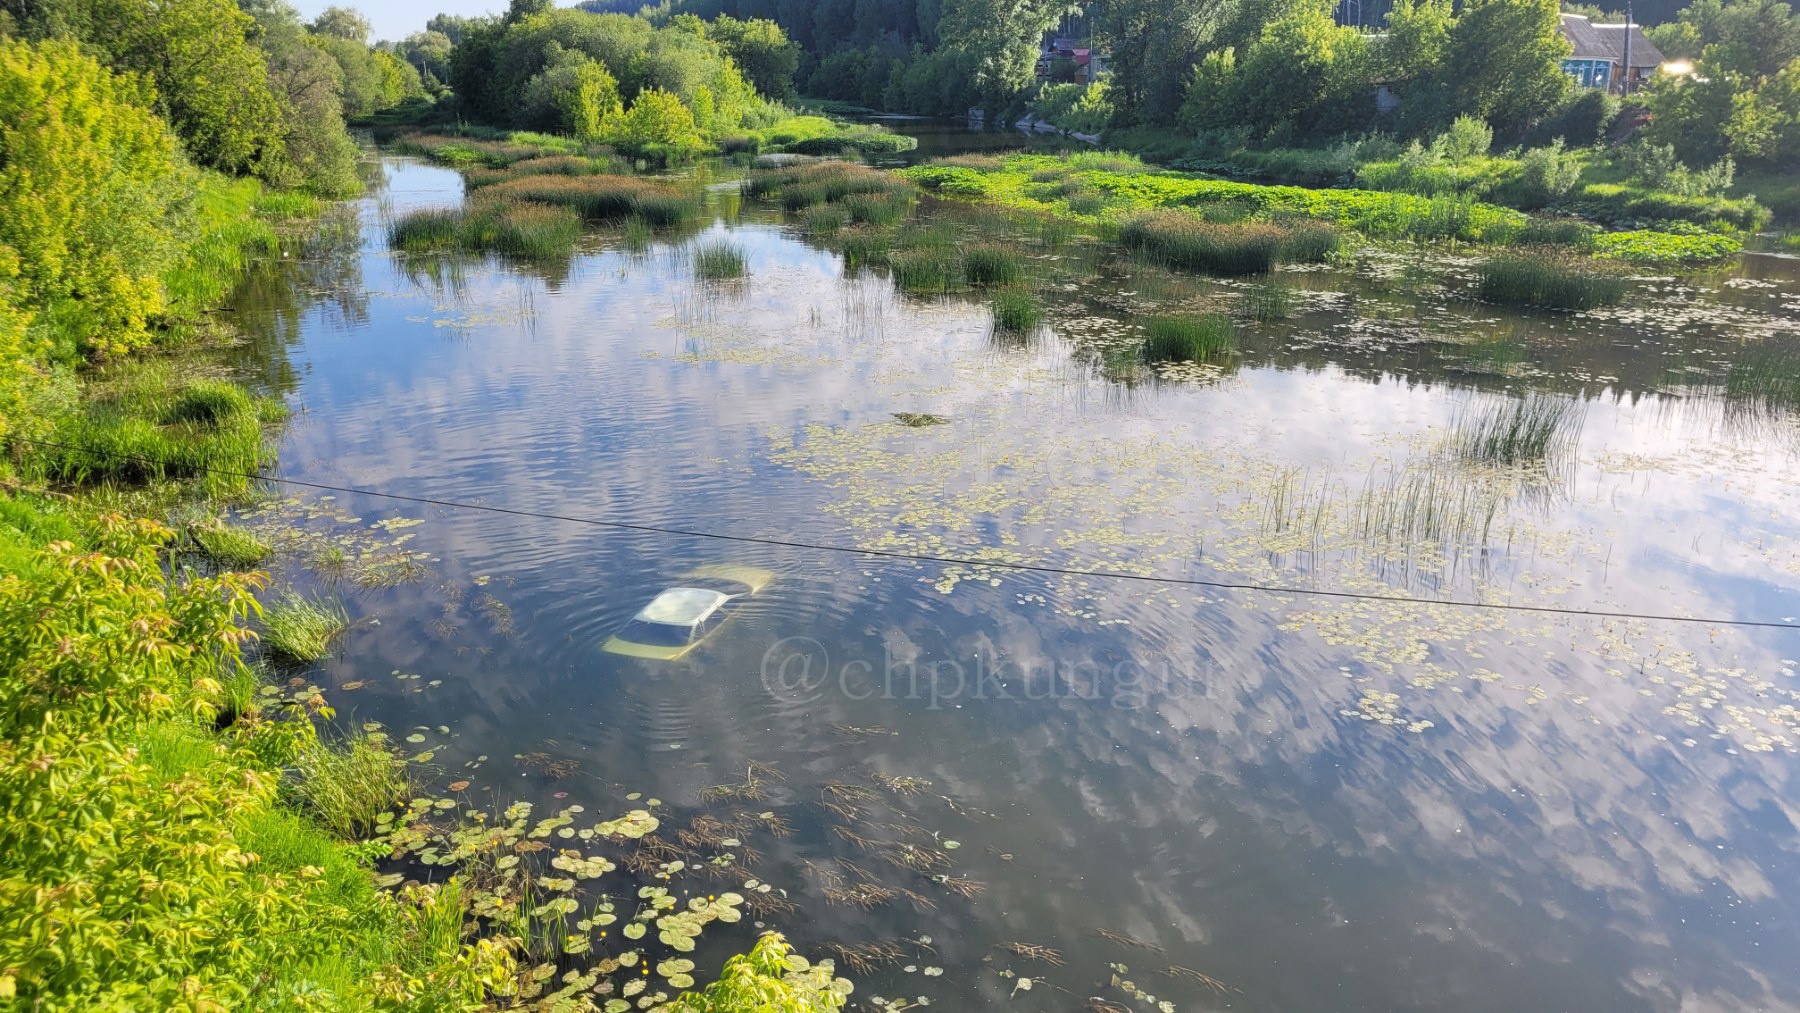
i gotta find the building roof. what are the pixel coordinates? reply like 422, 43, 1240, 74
1560, 14, 1666, 68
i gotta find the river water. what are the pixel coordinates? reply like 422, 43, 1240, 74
229, 147, 1800, 1013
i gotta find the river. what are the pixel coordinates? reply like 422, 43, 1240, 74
227, 143, 1800, 1013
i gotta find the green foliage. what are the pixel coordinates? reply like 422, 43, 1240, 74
1592, 228, 1743, 262
289, 736, 409, 839
1475, 251, 1628, 309
255, 16, 363, 198
705, 14, 800, 100
1141, 313, 1236, 362
605, 85, 707, 157
693, 239, 748, 279
1519, 138, 1583, 204
78, 0, 287, 177
0, 38, 181, 357
262, 590, 349, 662
1122, 213, 1285, 275
1035, 79, 1116, 135
188, 520, 270, 569
990, 287, 1044, 332
962, 244, 1026, 286
669, 933, 852, 1013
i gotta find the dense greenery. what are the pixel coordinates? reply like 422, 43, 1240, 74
901, 152, 1746, 261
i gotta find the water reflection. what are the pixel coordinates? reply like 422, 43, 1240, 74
240, 153, 1800, 1013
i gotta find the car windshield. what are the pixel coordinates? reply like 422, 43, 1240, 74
636, 587, 727, 624
613, 619, 693, 649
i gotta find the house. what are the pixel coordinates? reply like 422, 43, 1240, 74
1559, 13, 1665, 92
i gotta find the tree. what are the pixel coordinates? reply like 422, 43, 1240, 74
0, 37, 181, 355
76, 0, 287, 176
707, 14, 799, 98
1431, 0, 1569, 133
1225, 0, 1372, 140
1092, 0, 1239, 125
259, 18, 360, 195
603, 85, 707, 154
309, 4, 369, 41
937, 0, 1076, 106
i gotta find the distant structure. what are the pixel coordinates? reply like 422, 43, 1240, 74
1558, 13, 1665, 92
1333, 0, 1395, 29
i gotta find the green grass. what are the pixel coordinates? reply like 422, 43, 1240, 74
288, 737, 409, 840
1242, 283, 1295, 321
161, 177, 279, 320
962, 244, 1026, 287
693, 240, 748, 280
990, 288, 1043, 332
26, 366, 277, 497
1142, 314, 1235, 362
390, 198, 582, 260
802, 205, 849, 235
1122, 212, 1285, 276
1451, 393, 1583, 467
262, 591, 348, 662
189, 521, 269, 569
888, 247, 964, 294
841, 232, 891, 270
1475, 252, 1628, 311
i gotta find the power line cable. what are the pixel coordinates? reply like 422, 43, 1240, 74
10, 435, 1800, 631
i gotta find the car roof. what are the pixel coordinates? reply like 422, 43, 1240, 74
635, 587, 730, 626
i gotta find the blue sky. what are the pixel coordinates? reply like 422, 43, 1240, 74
292, 0, 510, 43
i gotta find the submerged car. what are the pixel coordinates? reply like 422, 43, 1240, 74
601, 565, 774, 660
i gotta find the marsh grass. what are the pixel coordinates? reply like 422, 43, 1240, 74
1242, 283, 1295, 321
1475, 252, 1627, 310
1450, 393, 1583, 467
803, 205, 849, 234
1141, 314, 1236, 362
391, 198, 581, 260
476, 201, 582, 259
841, 232, 891, 270
962, 244, 1026, 287
990, 288, 1043, 332
289, 737, 409, 839
30, 367, 276, 496
693, 240, 748, 279
263, 591, 349, 663
1351, 463, 1509, 558
888, 247, 964, 293
1514, 217, 1599, 251
1123, 212, 1284, 275
189, 521, 270, 569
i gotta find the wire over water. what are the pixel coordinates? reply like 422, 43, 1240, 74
11, 435, 1800, 631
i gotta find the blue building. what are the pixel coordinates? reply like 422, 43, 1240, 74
1558, 14, 1666, 93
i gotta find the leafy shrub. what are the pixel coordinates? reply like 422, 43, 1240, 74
1437, 115, 1493, 163
1519, 138, 1583, 204
0, 38, 182, 357
670, 933, 852, 1013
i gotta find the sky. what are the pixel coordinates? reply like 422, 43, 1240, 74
291, 0, 509, 43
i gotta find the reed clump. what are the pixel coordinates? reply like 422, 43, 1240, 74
262, 592, 349, 663
888, 246, 963, 293
1141, 314, 1236, 362
1475, 251, 1627, 310
990, 288, 1043, 332
1123, 211, 1337, 276
693, 240, 748, 279
962, 244, 1025, 287
1450, 393, 1583, 466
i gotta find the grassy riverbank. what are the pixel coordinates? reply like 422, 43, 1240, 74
899, 153, 1744, 265
1, 37, 851, 1011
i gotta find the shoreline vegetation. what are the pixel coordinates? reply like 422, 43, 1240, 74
0, 13, 851, 1013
